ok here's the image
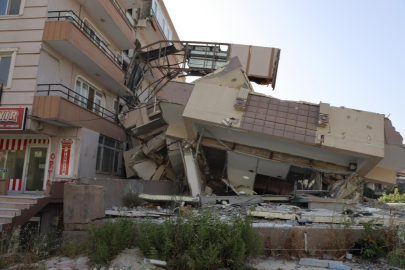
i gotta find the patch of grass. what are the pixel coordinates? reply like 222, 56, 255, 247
87, 218, 134, 265
121, 192, 143, 208
136, 210, 264, 270
60, 239, 89, 258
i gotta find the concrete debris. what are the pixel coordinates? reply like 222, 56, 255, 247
145, 259, 167, 268
299, 258, 352, 269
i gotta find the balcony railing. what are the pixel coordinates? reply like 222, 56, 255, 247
111, 0, 135, 28
36, 84, 119, 123
47, 10, 128, 74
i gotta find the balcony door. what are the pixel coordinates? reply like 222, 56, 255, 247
74, 79, 103, 115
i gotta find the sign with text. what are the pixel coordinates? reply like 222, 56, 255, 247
0, 107, 28, 131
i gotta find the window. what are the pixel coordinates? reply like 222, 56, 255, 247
0, 48, 18, 88
0, 150, 25, 180
151, 0, 172, 40
96, 135, 123, 175
0, 0, 22, 15
74, 78, 104, 115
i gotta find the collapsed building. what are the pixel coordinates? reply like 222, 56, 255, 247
119, 41, 405, 204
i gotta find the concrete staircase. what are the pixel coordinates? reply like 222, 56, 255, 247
0, 195, 50, 234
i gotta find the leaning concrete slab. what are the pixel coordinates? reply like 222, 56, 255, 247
183, 151, 202, 197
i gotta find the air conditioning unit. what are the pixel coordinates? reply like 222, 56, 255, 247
136, 19, 147, 29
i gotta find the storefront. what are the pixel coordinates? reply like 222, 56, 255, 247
0, 107, 53, 194
0, 137, 51, 194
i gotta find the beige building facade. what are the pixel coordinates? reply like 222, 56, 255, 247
0, 0, 178, 195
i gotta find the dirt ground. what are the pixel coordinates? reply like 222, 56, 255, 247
5, 249, 402, 270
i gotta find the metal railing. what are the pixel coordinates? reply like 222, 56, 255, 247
111, 0, 135, 28
36, 84, 118, 123
47, 10, 128, 74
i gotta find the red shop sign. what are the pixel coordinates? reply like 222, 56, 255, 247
0, 107, 28, 131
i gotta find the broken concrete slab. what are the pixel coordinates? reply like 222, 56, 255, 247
167, 138, 184, 179
201, 195, 264, 205
105, 209, 173, 218
248, 210, 298, 220
293, 196, 357, 212
299, 258, 345, 268
143, 133, 166, 156
131, 117, 167, 140
123, 146, 142, 178
138, 194, 200, 204
125, 147, 158, 180
183, 151, 203, 197
152, 164, 166, 180
300, 214, 352, 224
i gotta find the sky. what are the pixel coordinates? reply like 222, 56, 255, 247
164, 0, 405, 136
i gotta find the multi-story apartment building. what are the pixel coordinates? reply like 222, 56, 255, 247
0, 0, 179, 231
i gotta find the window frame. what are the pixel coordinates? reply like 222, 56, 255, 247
74, 76, 104, 115
0, 0, 25, 17
151, 0, 172, 40
96, 135, 123, 176
0, 47, 18, 89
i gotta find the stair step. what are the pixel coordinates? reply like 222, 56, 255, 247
0, 196, 40, 204
0, 215, 13, 223
0, 202, 33, 210
0, 208, 21, 216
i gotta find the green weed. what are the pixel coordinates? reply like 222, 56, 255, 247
136, 210, 264, 270
378, 188, 405, 203
87, 218, 134, 265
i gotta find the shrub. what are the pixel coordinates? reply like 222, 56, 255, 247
135, 210, 264, 270
359, 221, 385, 259
122, 192, 143, 208
88, 218, 134, 265
378, 188, 405, 203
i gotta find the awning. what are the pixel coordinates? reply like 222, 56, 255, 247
0, 138, 50, 151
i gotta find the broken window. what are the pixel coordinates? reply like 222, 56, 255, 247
96, 135, 123, 175
0, 0, 22, 15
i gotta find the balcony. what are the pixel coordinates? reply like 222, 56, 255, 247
76, 0, 135, 49
32, 84, 125, 141
43, 12, 132, 96
120, 0, 142, 9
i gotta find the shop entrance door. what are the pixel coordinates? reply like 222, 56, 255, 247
24, 147, 47, 193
